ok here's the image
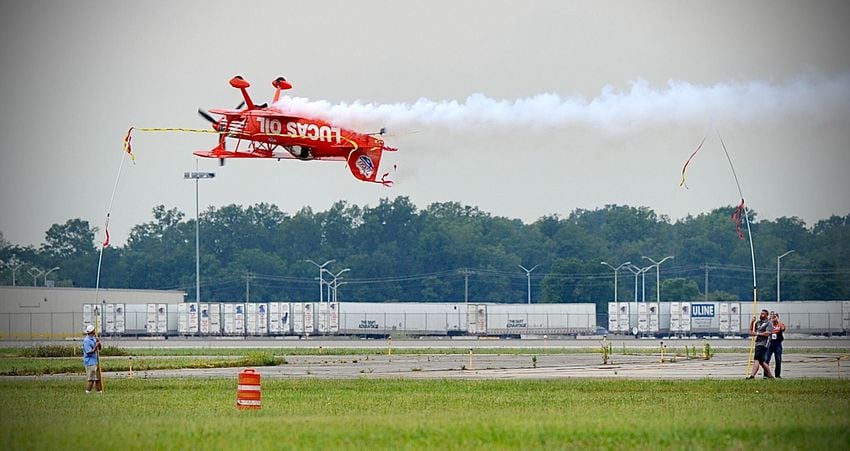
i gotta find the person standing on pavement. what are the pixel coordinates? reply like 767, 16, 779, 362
83, 324, 103, 394
765, 311, 786, 378
747, 309, 775, 379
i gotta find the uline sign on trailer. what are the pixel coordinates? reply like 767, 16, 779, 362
690, 303, 715, 329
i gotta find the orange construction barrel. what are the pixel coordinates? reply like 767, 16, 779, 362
236, 369, 261, 410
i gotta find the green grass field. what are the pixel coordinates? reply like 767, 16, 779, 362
1, 378, 847, 450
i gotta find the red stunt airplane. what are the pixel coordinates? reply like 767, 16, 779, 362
194, 75, 396, 185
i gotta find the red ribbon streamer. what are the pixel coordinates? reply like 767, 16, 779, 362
679, 135, 707, 189
731, 198, 746, 240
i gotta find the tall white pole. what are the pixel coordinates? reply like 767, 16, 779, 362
519, 264, 539, 304
43, 267, 60, 286
777, 250, 795, 302
642, 256, 674, 303
601, 261, 631, 304
306, 259, 335, 303
185, 166, 214, 335
625, 265, 641, 316
195, 166, 200, 305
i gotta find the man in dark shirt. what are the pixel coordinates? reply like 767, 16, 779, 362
747, 309, 775, 379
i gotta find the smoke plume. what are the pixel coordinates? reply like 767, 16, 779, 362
275, 72, 850, 133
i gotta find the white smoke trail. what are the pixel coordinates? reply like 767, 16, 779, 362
275, 72, 850, 133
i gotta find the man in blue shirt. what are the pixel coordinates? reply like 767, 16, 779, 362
83, 324, 102, 394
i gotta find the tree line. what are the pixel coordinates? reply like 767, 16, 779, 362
2, 197, 849, 314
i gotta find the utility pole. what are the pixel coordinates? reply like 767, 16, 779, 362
460, 268, 474, 305
244, 272, 252, 303
701, 264, 712, 302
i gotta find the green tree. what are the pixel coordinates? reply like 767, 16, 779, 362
659, 278, 701, 301
41, 219, 96, 259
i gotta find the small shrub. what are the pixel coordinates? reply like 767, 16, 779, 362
240, 351, 277, 366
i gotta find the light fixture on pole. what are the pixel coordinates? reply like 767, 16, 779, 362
518, 264, 539, 304
1, 256, 25, 287
625, 264, 641, 304
326, 268, 350, 302
27, 266, 45, 287
641, 255, 674, 302
600, 261, 631, 304
43, 267, 60, 286
306, 259, 335, 303
777, 250, 795, 303
640, 266, 652, 302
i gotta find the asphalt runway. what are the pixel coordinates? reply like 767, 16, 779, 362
9, 336, 844, 381
93, 351, 848, 381
11, 335, 847, 350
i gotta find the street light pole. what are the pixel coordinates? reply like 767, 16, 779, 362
185, 165, 215, 336
777, 250, 795, 303
518, 264, 539, 304
642, 256, 675, 303
601, 261, 631, 304
626, 264, 641, 311
306, 259, 335, 303
701, 264, 712, 302
1, 256, 25, 286
43, 267, 60, 286
27, 266, 44, 287
325, 268, 350, 303
184, 166, 215, 306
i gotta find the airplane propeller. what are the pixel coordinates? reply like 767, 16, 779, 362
198, 108, 216, 125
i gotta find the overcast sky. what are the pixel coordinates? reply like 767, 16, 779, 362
1, 0, 849, 247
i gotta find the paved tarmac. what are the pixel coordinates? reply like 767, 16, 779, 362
96, 351, 846, 380
6, 336, 847, 381
8, 335, 848, 350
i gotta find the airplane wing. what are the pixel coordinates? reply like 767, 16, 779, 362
208, 108, 243, 116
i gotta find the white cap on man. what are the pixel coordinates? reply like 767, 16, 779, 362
85, 324, 95, 334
